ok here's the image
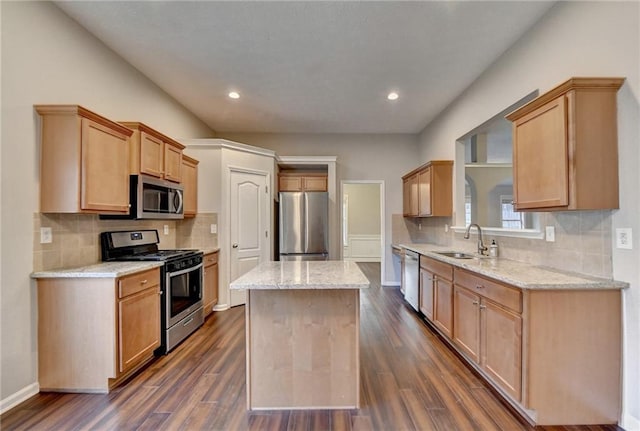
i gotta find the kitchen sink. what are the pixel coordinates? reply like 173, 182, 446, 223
435, 251, 475, 259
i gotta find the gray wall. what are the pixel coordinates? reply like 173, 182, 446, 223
0, 1, 213, 408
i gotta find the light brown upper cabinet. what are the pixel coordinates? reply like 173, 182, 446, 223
120, 122, 185, 183
402, 160, 453, 217
36, 105, 133, 214
182, 155, 199, 217
278, 172, 328, 192
506, 77, 624, 211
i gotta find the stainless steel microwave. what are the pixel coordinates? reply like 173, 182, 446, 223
101, 175, 184, 220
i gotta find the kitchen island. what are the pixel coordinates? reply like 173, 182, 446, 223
230, 260, 370, 410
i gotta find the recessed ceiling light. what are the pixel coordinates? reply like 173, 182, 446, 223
387, 92, 399, 101
228, 91, 240, 99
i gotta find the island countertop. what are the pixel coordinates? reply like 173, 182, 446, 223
230, 260, 370, 290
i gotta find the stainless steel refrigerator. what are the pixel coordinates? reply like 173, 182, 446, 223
279, 191, 328, 261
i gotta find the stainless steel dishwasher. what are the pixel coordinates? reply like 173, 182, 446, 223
403, 249, 419, 311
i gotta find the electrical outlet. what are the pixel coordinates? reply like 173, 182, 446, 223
163, 225, 169, 235
444, 224, 449, 233
40, 227, 52, 244
616, 228, 632, 249
418, 222, 422, 231
210, 224, 217, 234
545, 226, 555, 242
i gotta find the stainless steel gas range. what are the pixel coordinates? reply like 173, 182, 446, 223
101, 230, 204, 354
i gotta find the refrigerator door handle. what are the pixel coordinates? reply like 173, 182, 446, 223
304, 193, 309, 252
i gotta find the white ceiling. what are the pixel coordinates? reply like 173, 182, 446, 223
55, 1, 555, 134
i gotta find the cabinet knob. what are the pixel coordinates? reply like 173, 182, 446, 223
475, 284, 484, 289
479, 305, 486, 310
140, 279, 148, 284
472, 301, 479, 305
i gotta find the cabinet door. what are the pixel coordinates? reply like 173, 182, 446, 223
418, 166, 432, 216
453, 286, 481, 363
164, 143, 182, 183
118, 286, 160, 374
303, 176, 327, 192
513, 95, 568, 210
402, 178, 411, 216
140, 132, 164, 178
481, 300, 522, 401
80, 118, 130, 213
419, 268, 434, 321
433, 277, 453, 338
279, 176, 303, 192
182, 158, 198, 217
203, 256, 219, 317
403, 174, 419, 217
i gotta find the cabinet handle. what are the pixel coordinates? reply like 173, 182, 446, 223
475, 284, 484, 289
479, 305, 486, 310
472, 301, 479, 305
140, 279, 148, 284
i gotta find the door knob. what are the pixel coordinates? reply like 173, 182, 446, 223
232, 243, 239, 248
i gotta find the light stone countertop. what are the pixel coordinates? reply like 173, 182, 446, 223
31, 261, 163, 279
398, 243, 628, 290
201, 247, 220, 255
230, 260, 370, 290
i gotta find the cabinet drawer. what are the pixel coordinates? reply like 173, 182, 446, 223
119, 268, 160, 298
204, 251, 219, 266
420, 256, 453, 281
454, 268, 521, 313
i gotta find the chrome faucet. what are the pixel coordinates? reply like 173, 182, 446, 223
464, 223, 488, 256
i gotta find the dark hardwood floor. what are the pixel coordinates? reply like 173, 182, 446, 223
1, 262, 623, 430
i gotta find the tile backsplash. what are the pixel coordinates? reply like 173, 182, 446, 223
33, 212, 218, 272
392, 210, 613, 279
176, 213, 218, 250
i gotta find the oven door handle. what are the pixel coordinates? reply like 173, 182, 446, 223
166, 262, 203, 277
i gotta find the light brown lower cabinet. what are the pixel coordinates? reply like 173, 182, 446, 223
453, 284, 522, 401
433, 277, 453, 338
420, 256, 453, 338
419, 267, 434, 320
203, 251, 219, 317
36, 268, 161, 393
429, 265, 622, 426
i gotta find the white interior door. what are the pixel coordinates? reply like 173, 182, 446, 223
230, 170, 269, 306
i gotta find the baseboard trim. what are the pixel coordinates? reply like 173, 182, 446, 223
382, 281, 400, 287
622, 413, 640, 431
212, 303, 230, 311
0, 382, 39, 414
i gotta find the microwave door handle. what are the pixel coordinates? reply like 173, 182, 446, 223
174, 191, 183, 213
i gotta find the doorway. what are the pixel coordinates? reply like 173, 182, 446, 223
341, 181, 385, 283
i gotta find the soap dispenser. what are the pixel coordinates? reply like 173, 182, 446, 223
489, 239, 498, 258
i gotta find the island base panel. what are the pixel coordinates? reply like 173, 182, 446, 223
246, 289, 360, 410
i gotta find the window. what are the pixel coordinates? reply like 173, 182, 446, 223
500, 195, 523, 229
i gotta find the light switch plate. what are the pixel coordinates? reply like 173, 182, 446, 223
210, 224, 217, 234
163, 225, 169, 235
616, 228, 632, 249
545, 226, 555, 242
40, 227, 52, 244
